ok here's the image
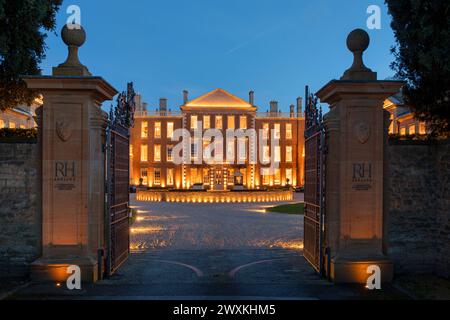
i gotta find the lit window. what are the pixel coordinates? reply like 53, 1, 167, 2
0, 119, 5, 128
203, 168, 209, 185
275, 146, 281, 162
286, 124, 293, 139
140, 145, 148, 162
262, 123, 269, 139
167, 146, 174, 162
167, 169, 174, 186
191, 115, 198, 130
400, 127, 406, 136
286, 146, 293, 162
409, 124, 416, 136
227, 140, 235, 163
191, 142, 198, 160
141, 121, 148, 138
20, 124, 26, 129
140, 169, 148, 185
203, 116, 211, 129
130, 145, 133, 157
228, 116, 235, 130
167, 122, 174, 139
263, 146, 270, 162
215, 116, 223, 129
262, 168, 270, 185
214, 139, 224, 161
191, 168, 201, 184
154, 145, 161, 162
154, 169, 161, 186
155, 122, 161, 138
286, 169, 293, 185
238, 138, 247, 162
240, 116, 247, 129
274, 124, 281, 139
419, 123, 427, 135
9, 122, 16, 129
274, 169, 281, 185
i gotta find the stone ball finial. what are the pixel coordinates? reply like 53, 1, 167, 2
346, 29, 370, 53
52, 24, 91, 76
341, 28, 377, 81
61, 24, 86, 48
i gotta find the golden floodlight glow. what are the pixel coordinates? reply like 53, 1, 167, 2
136, 190, 293, 204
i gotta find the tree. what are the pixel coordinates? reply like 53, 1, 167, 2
385, 0, 450, 135
0, 0, 62, 111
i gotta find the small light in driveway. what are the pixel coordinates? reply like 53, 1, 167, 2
56, 282, 62, 288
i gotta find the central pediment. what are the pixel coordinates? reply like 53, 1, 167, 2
184, 89, 254, 108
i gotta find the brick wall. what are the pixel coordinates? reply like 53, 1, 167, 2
0, 142, 41, 279
385, 139, 450, 278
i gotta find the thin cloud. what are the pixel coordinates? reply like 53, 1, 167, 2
225, 23, 289, 56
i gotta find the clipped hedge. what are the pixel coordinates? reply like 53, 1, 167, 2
0, 128, 38, 142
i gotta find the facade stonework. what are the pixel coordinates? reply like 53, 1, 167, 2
0, 143, 41, 278
385, 140, 450, 277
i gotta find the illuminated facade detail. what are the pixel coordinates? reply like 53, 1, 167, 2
130, 88, 306, 190
0, 96, 41, 129
383, 93, 428, 136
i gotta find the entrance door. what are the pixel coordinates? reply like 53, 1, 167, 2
214, 169, 224, 190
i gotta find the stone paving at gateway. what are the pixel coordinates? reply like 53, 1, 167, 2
10, 194, 408, 300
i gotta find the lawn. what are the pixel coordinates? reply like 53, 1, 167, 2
266, 203, 305, 215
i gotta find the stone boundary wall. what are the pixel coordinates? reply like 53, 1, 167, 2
385, 139, 450, 278
0, 142, 41, 279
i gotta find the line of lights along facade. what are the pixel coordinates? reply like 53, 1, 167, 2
130, 89, 306, 190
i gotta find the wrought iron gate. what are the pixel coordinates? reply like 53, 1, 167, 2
106, 83, 136, 276
303, 86, 326, 274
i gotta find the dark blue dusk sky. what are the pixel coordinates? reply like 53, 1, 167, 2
41, 0, 396, 112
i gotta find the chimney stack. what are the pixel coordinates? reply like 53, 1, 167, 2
297, 97, 303, 117
159, 98, 168, 112
249, 91, 255, 105
290, 105, 295, 117
270, 101, 278, 114
183, 90, 189, 104
134, 94, 142, 110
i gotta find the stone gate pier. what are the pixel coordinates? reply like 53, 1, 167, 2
316, 29, 404, 283
24, 25, 117, 283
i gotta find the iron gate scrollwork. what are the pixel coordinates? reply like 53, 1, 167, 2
106, 82, 136, 276
303, 86, 326, 275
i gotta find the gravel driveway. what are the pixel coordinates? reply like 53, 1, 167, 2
129, 193, 304, 252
